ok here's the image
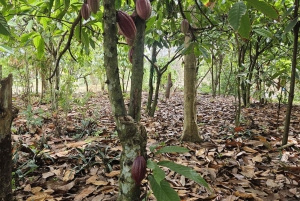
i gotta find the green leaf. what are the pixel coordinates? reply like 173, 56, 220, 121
238, 12, 251, 39
253, 28, 273, 38
64, 0, 70, 9
0, 44, 13, 54
245, 0, 278, 19
155, 146, 189, 155
228, 1, 247, 31
147, 160, 165, 184
0, 0, 7, 7
181, 42, 194, 55
149, 175, 180, 201
195, 45, 209, 59
115, 0, 122, 9
33, 35, 45, 59
284, 17, 299, 33
0, 12, 10, 36
158, 161, 210, 190
48, 0, 54, 12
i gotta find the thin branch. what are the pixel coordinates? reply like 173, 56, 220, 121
47, 12, 82, 80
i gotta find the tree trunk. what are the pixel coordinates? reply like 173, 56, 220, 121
148, 73, 161, 117
0, 65, 2, 80
36, 67, 39, 95
165, 72, 173, 99
0, 74, 13, 201
84, 76, 89, 92
147, 44, 157, 113
103, 1, 147, 200
181, 36, 202, 142
128, 17, 146, 121
283, 0, 299, 145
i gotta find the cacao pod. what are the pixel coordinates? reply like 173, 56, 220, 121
181, 19, 189, 34
128, 48, 134, 63
131, 155, 146, 185
87, 0, 100, 14
117, 10, 137, 40
126, 37, 134, 46
81, 3, 91, 20
136, 0, 152, 20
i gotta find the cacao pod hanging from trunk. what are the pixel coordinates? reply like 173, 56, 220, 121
128, 48, 134, 63
117, 10, 137, 40
131, 155, 146, 185
181, 19, 190, 34
126, 37, 134, 46
87, 0, 100, 14
136, 0, 152, 20
81, 3, 91, 20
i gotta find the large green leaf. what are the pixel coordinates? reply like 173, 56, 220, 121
228, 1, 247, 31
245, 0, 278, 19
149, 175, 180, 201
147, 160, 165, 184
155, 146, 190, 155
33, 35, 45, 59
158, 161, 210, 190
284, 17, 299, 33
253, 28, 273, 38
0, 12, 10, 36
238, 12, 251, 39
0, 0, 7, 7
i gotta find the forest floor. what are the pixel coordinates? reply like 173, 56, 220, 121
11, 92, 300, 201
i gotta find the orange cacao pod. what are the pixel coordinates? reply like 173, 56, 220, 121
117, 10, 137, 40
136, 0, 152, 20
181, 19, 189, 34
87, 0, 100, 14
131, 156, 146, 185
81, 3, 91, 20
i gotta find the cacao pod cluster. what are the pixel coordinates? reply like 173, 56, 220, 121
131, 155, 146, 185
81, 0, 100, 20
116, 0, 152, 62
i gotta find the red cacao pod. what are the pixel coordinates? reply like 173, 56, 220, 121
131, 156, 146, 185
117, 10, 137, 40
126, 37, 134, 46
136, 0, 152, 20
81, 3, 91, 20
181, 19, 189, 34
128, 48, 134, 63
87, 0, 100, 14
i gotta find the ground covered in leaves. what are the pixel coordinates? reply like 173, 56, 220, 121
12, 92, 300, 201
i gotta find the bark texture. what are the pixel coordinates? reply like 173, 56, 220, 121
181, 36, 202, 142
0, 74, 13, 201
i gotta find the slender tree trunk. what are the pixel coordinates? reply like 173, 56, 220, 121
0, 74, 13, 201
128, 17, 146, 121
147, 44, 157, 113
149, 73, 161, 117
181, 36, 202, 142
36, 67, 38, 95
165, 72, 173, 99
84, 76, 89, 92
0, 65, 2, 80
283, 0, 299, 145
103, 1, 147, 200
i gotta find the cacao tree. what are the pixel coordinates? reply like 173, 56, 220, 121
103, 0, 148, 200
